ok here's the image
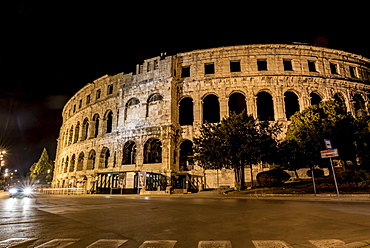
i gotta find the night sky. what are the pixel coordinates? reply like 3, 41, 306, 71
1, 2, 369, 176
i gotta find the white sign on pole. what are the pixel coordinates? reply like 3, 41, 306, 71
320, 148, 339, 158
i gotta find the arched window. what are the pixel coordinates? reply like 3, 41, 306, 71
81, 118, 89, 141
69, 154, 76, 172
77, 152, 84, 171
87, 150, 96, 170
256, 91, 274, 121
284, 91, 300, 120
144, 139, 162, 163
122, 141, 136, 164
147, 93, 164, 117
125, 98, 140, 120
229, 92, 247, 115
100, 147, 110, 168
179, 97, 194, 126
105, 110, 113, 133
353, 94, 366, 115
93, 114, 100, 138
73, 122, 80, 143
179, 140, 194, 171
310, 92, 322, 105
203, 94, 220, 123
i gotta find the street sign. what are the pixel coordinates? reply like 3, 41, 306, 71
324, 139, 332, 149
320, 148, 339, 158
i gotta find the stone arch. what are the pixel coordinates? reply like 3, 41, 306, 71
104, 110, 113, 133
202, 94, 220, 123
147, 93, 164, 117
353, 93, 366, 114
229, 92, 247, 115
125, 97, 140, 121
334, 92, 346, 108
77, 152, 84, 171
179, 97, 194, 126
81, 118, 89, 141
256, 91, 274, 121
86, 150, 96, 170
284, 91, 300, 120
93, 114, 100, 138
144, 138, 162, 163
69, 154, 76, 172
99, 147, 110, 168
310, 92, 322, 105
122, 140, 136, 165
179, 140, 194, 171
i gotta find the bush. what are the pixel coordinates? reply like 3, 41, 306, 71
257, 169, 291, 187
307, 169, 324, 178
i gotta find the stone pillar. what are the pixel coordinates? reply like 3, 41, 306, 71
219, 96, 228, 119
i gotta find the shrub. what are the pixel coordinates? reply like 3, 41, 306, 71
257, 169, 291, 187
307, 169, 324, 178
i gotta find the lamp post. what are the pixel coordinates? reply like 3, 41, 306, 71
0, 150, 6, 188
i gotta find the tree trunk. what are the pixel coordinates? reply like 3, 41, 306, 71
249, 164, 254, 189
234, 167, 241, 191
240, 164, 245, 190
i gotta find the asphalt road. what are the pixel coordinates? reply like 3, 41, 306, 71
1, 192, 370, 247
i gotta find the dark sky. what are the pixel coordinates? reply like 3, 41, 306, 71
1, 2, 369, 176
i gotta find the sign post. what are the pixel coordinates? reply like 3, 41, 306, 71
321, 139, 340, 197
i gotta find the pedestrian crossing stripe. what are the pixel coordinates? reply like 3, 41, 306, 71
252, 240, 292, 248
138, 240, 177, 248
0, 238, 37, 248
35, 239, 80, 248
86, 239, 128, 248
198, 240, 232, 248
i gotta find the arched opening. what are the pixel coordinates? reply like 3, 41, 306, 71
64, 157, 69, 173
93, 114, 100, 138
105, 110, 113, 133
144, 138, 162, 163
229, 92, 247, 115
179, 140, 194, 171
310, 92, 322, 105
353, 94, 366, 115
74, 122, 80, 143
81, 118, 89, 141
87, 150, 96, 170
122, 141, 136, 164
256, 91, 274, 121
69, 154, 76, 172
147, 93, 164, 117
179, 97, 194, 126
203, 94, 220, 123
100, 147, 110, 168
77, 152, 84, 171
284, 91, 300, 120
68, 126, 74, 145
125, 98, 140, 121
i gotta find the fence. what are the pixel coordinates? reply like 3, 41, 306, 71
42, 188, 86, 195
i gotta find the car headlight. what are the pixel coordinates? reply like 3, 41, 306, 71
9, 188, 18, 194
23, 187, 32, 195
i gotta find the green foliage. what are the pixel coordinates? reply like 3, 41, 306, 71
256, 169, 291, 187
29, 148, 54, 184
282, 100, 370, 169
193, 112, 282, 190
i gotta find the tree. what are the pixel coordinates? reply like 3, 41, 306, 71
283, 100, 370, 170
29, 148, 54, 184
193, 112, 281, 190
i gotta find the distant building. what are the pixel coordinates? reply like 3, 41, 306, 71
52, 44, 370, 193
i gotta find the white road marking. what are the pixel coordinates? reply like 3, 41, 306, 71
198, 240, 232, 247
0, 238, 37, 248
309, 239, 346, 247
252, 240, 293, 248
86, 239, 128, 248
35, 238, 80, 248
138, 240, 177, 248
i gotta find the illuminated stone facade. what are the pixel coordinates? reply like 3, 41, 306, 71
52, 44, 370, 193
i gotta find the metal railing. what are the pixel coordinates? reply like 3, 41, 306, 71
41, 188, 86, 195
